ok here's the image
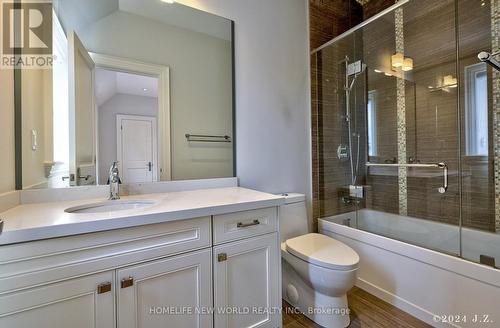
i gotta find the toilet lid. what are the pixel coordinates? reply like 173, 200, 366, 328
285, 233, 359, 271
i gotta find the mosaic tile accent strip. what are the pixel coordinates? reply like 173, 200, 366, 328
492, 0, 500, 233
395, 7, 408, 216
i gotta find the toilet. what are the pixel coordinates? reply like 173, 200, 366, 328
280, 193, 359, 328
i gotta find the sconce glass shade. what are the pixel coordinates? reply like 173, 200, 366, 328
402, 57, 413, 71
391, 52, 404, 68
443, 75, 457, 86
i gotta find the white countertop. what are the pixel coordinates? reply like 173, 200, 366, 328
0, 187, 285, 245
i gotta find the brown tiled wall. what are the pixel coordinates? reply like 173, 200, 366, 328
362, 0, 395, 20
310, 0, 496, 232
309, 0, 362, 51
310, 0, 363, 223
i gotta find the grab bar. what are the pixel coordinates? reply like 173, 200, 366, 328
185, 134, 231, 143
366, 162, 448, 194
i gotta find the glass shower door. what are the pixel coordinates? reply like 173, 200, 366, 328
458, 0, 500, 268
313, 0, 462, 256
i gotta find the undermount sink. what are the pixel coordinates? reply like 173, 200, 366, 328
65, 200, 156, 214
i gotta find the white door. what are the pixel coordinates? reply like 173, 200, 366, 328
117, 115, 158, 184
117, 249, 213, 328
214, 233, 280, 328
0, 271, 114, 328
68, 31, 96, 186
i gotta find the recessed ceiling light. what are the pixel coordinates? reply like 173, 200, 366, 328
161, 0, 175, 3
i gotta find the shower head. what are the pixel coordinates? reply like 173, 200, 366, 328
478, 51, 500, 71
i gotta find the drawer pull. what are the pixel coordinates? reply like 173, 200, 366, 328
97, 282, 112, 294
218, 253, 228, 262
237, 219, 260, 228
121, 277, 134, 289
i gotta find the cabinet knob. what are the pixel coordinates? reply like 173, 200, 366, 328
97, 282, 112, 294
217, 253, 227, 262
121, 277, 134, 289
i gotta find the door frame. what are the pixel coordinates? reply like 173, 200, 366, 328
116, 114, 158, 183
90, 52, 171, 181
68, 31, 96, 186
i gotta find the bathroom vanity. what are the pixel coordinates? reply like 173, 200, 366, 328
0, 187, 284, 328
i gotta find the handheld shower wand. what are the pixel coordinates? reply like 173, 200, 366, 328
478, 51, 500, 71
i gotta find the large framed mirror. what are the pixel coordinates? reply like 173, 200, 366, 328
13, 0, 235, 190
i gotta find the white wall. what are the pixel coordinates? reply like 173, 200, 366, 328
98, 93, 158, 184
176, 0, 312, 206
0, 68, 16, 193
21, 69, 53, 189
80, 11, 234, 181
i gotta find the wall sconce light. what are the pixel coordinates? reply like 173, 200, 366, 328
443, 75, 457, 87
392, 52, 414, 71
391, 52, 404, 68
402, 57, 413, 71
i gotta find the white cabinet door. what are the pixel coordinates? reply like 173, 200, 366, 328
0, 271, 114, 328
214, 233, 280, 328
117, 249, 212, 328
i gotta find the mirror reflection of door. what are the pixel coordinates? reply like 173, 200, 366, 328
95, 67, 161, 184
117, 115, 158, 184
68, 31, 96, 187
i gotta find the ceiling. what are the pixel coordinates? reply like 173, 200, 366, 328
55, 0, 231, 41
95, 68, 158, 107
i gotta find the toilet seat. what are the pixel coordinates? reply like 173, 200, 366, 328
285, 233, 359, 271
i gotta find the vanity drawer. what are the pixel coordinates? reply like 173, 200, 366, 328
213, 207, 278, 244
0, 216, 211, 294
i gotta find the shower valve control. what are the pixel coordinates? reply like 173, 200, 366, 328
349, 185, 365, 199
337, 145, 349, 161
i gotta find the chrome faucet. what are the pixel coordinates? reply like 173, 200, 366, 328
108, 161, 121, 200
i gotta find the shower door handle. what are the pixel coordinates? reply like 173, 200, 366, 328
366, 162, 448, 194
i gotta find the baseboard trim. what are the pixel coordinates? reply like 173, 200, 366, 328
355, 278, 459, 328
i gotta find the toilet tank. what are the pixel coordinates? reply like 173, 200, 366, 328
279, 193, 308, 242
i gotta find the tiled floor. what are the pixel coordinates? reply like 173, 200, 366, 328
282, 287, 432, 328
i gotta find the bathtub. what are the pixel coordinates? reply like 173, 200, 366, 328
321, 209, 500, 265
319, 209, 500, 328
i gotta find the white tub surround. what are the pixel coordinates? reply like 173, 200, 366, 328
0, 186, 284, 245
0, 185, 283, 328
319, 212, 500, 328
326, 209, 500, 265
0, 191, 19, 213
